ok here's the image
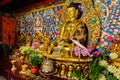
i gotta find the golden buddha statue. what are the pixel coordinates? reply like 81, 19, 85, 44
48, 2, 88, 58
40, 1, 100, 79
59, 3, 87, 44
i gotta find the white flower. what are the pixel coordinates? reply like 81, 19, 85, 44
114, 72, 120, 80
107, 65, 117, 73
98, 74, 106, 80
99, 60, 108, 67
113, 68, 120, 80
109, 53, 118, 60
118, 67, 120, 72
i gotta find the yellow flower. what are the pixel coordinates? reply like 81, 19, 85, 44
99, 60, 108, 67
98, 74, 106, 80
109, 53, 118, 60
107, 65, 117, 73
114, 72, 120, 80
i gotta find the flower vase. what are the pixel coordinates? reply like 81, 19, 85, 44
31, 67, 39, 74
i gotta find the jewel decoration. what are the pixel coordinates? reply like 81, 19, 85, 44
92, 17, 97, 23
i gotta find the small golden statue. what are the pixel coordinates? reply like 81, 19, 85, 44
34, 31, 42, 42
60, 64, 66, 77
11, 60, 17, 73
42, 32, 50, 50
25, 34, 32, 47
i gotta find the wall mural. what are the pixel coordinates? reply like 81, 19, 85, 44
16, 5, 64, 41
16, 0, 120, 53
94, 0, 120, 53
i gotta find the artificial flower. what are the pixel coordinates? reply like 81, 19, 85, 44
112, 37, 118, 43
31, 42, 40, 49
87, 45, 95, 52
81, 48, 90, 57
98, 74, 106, 80
96, 48, 103, 53
34, 48, 40, 52
99, 60, 108, 68
31, 46, 35, 49
106, 65, 120, 80
118, 67, 120, 71
92, 51, 101, 57
114, 72, 120, 80
72, 46, 81, 56
107, 65, 117, 73
109, 53, 118, 60
103, 41, 108, 47
19, 46, 32, 54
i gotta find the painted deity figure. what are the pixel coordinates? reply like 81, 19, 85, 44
48, 2, 88, 57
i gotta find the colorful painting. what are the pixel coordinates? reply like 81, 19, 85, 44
16, 5, 64, 41
94, 0, 120, 53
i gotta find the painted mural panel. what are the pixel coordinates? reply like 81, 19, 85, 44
94, 0, 120, 53
16, 5, 64, 41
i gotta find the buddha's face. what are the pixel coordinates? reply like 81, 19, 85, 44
67, 7, 78, 19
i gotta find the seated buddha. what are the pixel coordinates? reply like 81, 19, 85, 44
48, 2, 88, 57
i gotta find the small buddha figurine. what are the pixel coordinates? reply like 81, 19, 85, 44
42, 32, 50, 50
60, 64, 66, 78
11, 60, 17, 73
76, 66, 81, 71
34, 31, 42, 42
25, 34, 32, 47
67, 65, 73, 78
20, 64, 28, 74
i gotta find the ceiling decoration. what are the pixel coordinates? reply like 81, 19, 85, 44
0, 0, 55, 13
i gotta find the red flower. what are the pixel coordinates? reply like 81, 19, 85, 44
87, 46, 95, 52
92, 51, 101, 57
112, 38, 118, 43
